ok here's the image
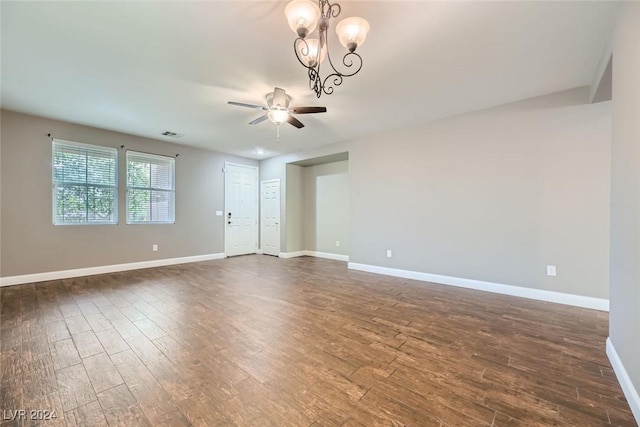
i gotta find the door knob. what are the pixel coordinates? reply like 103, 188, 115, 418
228, 221, 232, 225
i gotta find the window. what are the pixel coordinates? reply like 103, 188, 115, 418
126, 151, 175, 224
52, 139, 118, 225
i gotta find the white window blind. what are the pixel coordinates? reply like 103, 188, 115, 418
126, 151, 175, 224
52, 139, 118, 225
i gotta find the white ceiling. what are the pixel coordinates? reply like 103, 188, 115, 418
1, 1, 617, 159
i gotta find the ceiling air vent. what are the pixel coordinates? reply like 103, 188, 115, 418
161, 131, 184, 138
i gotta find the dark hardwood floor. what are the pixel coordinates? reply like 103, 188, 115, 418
0, 255, 636, 426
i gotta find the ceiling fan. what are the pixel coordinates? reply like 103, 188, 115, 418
228, 87, 326, 140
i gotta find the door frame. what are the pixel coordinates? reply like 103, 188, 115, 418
260, 178, 281, 256
224, 162, 259, 257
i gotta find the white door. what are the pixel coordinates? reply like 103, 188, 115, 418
260, 179, 280, 256
225, 163, 258, 257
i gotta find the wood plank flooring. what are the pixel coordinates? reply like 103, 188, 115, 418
0, 255, 636, 426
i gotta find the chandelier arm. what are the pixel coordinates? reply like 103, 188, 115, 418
326, 50, 363, 79
293, 38, 312, 68
316, 44, 363, 96
318, 0, 341, 19
321, 74, 340, 96
294, 37, 323, 97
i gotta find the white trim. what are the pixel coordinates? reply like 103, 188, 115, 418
306, 251, 349, 262
347, 263, 609, 311
0, 253, 226, 287
278, 250, 348, 261
279, 251, 307, 259
606, 338, 640, 424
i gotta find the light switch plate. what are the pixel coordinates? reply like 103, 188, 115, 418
215, 211, 223, 216
547, 265, 556, 276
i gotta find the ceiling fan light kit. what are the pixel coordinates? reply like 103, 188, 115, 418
284, 0, 370, 97
267, 108, 289, 125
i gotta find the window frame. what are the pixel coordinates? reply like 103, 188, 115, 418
52, 138, 119, 226
126, 150, 176, 225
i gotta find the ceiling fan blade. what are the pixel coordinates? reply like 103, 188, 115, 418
249, 115, 268, 125
272, 87, 288, 108
287, 115, 305, 129
291, 106, 327, 114
228, 101, 266, 110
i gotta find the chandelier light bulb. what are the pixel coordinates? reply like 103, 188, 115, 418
336, 17, 370, 52
285, 0, 321, 38
298, 38, 327, 67
268, 108, 289, 125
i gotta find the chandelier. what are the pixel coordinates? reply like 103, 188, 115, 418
284, 0, 370, 98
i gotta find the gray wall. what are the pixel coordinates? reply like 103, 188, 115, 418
262, 87, 611, 300
0, 110, 257, 277
285, 164, 304, 253
609, 2, 640, 401
303, 161, 349, 255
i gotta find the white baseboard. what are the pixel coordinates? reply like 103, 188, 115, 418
279, 250, 348, 262
279, 251, 307, 259
257, 249, 264, 255
0, 253, 226, 287
305, 251, 349, 262
606, 338, 640, 424
347, 262, 609, 311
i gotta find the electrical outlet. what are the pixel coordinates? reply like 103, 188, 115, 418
547, 265, 556, 276
386, 249, 392, 258
336, 240, 340, 247
152, 244, 158, 252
